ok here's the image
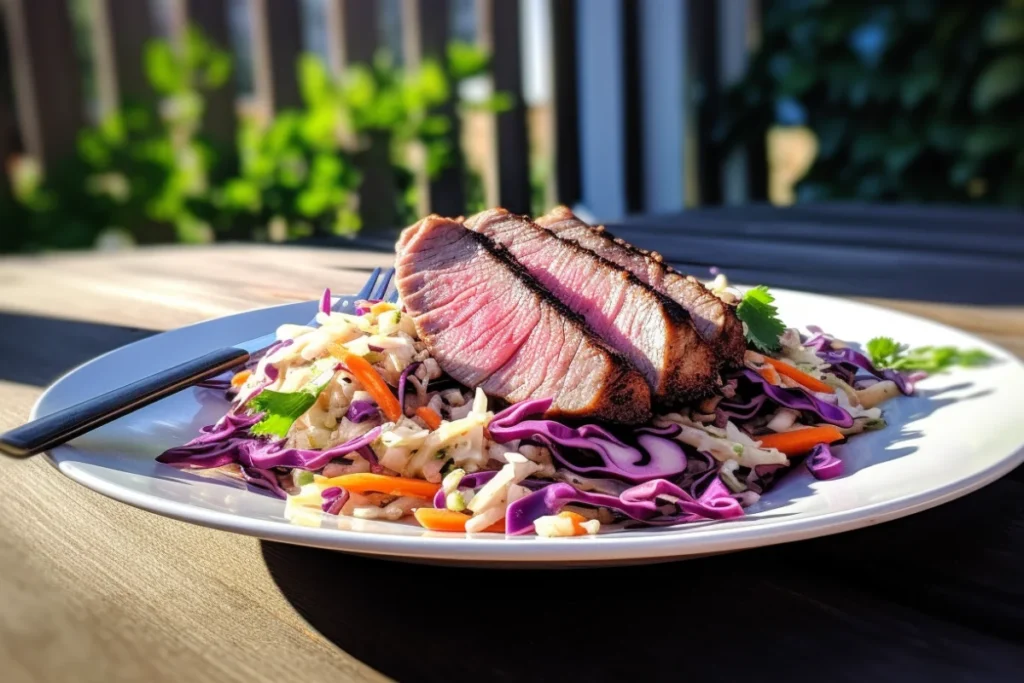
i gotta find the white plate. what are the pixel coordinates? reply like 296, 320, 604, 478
35, 289, 1024, 566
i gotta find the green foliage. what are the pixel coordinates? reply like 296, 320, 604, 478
716, 0, 1024, 205
12, 27, 233, 248
3, 27, 505, 252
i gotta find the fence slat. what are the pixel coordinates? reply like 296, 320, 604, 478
549, 0, 579, 207
402, 0, 466, 217
249, 0, 303, 116
326, 0, 378, 72
477, 0, 530, 214
687, 0, 722, 205
89, 0, 157, 117
174, 0, 238, 162
2, 0, 84, 172
637, 0, 686, 214
327, 0, 397, 233
575, 0, 629, 221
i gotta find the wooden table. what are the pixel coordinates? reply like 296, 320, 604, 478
1, 244, 1022, 683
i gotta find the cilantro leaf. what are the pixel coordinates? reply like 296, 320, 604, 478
865, 336, 903, 368
736, 286, 786, 353
247, 379, 331, 438
864, 336, 993, 373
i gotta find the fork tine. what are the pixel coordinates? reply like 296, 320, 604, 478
369, 267, 395, 300
355, 267, 381, 300
386, 289, 400, 304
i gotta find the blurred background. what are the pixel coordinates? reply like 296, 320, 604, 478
0, 0, 1022, 255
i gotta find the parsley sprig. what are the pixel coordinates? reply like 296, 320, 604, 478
736, 286, 786, 353
247, 367, 334, 438
865, 337, 993, 373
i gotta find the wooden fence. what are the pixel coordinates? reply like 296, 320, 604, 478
0, 0, 765, 235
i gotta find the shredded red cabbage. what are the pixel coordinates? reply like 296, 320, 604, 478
715, 394, 768, 426
488, 399, 690, 482
737, 370, 854, 427
319, 288, 332, 316
239, 466, 288, 498
505, 476, 744, 535
818, 347, 915, 395
157, 425, 382, 472
397, 362, 421, 414
805, 443, 843, 480
345, 400, 379, 423
321, 486, 349, 514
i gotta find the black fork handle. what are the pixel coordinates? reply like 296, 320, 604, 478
0, 347, 249, 459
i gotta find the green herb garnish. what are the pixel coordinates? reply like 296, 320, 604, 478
736, 286, 786, 353
247, 378, 331, 438
865, 336, 993, 373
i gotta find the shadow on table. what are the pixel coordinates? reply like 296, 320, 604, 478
0, 311, 156, 386
260, 499, 1024, 683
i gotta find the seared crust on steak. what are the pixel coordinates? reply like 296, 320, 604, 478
464, 208, 719, 404
536, 206, 747, 365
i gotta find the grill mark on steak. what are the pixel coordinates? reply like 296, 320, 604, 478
464, 208, 720, 404
535, 206, 747, 365
395, 215, 652, 424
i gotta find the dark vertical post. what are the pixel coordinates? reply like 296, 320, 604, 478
620, 0, 643, 214
687, 0, 722, 205
402, 0, 466, 216
249, 0, 303, 115
173, 0, 239, 159
2, 0, 84, 172
549, 0, 579, 207
477, 0, 530, 214
326, 0, 378, 72
89, 0, 156, 117
327, 0, 397, 233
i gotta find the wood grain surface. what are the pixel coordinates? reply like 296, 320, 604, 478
1, 243, 1022, 683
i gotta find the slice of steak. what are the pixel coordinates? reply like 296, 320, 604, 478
395, 215, 652, 424
535, 206, 747, 365
464, 208, 719, 404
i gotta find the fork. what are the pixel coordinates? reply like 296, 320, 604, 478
0, 267, 398, 459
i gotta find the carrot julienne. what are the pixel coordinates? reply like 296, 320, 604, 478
755, 425, 845, 455
762, 357, 833, 394
323, 473, 440, 499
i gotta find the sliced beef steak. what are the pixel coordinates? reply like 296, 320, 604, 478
535, 206, 747, 365
396, 215, 652, 424
464, 208, 719, 403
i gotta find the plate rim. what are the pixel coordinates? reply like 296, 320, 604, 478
32, 288, 1024, 563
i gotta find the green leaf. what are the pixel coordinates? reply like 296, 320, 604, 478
247, 378, 331, 439
900, 69, 939, 108
984, 9, 1024, 45
736, 286, 786, 353
416, 60, 450, 104
447, 41, 490, 80
145, 41, 181, 94
972, 55, 1024, 111
964, 125, 1016, 157
299, 54, 333, 107
865, 337, 994, 373
203, 50, 233, 89
865, 336, 902, 368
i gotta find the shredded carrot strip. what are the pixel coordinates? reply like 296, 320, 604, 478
323, 473, 440, 499
414, 508, 505, 532
416, 406, 443, 430
762, 357, 833, 394
557, 510, 589, 535
756, 426, 845, 455
230, 370, 252, 388
329, 344, 402, 422
758, 365, 781, 385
